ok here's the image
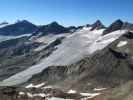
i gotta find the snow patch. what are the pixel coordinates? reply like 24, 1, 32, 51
80, 92, 101, 98
34, 45, 47, 51
82, 26, 92, 31
94, 88, 107, 91
27, 92, 33, 98
67, 90, 77, 94
47, 97, 74, 100
19, 92, 25, 95
25, 83, 45, 88
117, 41, 127, 47
33, 93, 46, 97
26, 92, 47, 98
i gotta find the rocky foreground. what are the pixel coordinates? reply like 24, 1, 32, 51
0, 83, 111, 100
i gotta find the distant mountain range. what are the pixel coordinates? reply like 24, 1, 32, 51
0, 19, 133, 36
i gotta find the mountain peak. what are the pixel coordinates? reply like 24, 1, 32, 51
114, 19, 123, 23
47, 21, 61, 27
95, 20, 102, 24
0, 20, 38, 36
21, 20, 31, 23
46, 21, 63, 28
103, 19, 124, 35
50, 21, 59, 25
16, 20, 33, 25
90, 20, 105, 30
112, 19, 124, 26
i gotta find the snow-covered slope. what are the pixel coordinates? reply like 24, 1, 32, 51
0, 23, 9, 28
33, 33, 71, 51
0, 34, 32, 43
0, 27, 127, 86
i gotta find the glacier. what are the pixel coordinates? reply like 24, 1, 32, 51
0, 27, 127, 86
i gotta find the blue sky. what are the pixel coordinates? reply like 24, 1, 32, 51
0, 0, 132, 26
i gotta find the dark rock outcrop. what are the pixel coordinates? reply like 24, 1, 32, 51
122, 22, 133, 31
123, 31, 133, 39
109, 48, 128, 59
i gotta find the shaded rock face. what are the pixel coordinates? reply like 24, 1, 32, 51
0, 37, 41, 81
103, 19, 124, 35
122, 22, 133, 31
123, 31, 133, 39
0, 20, 38, 36
28, 66, 68, 84
0, 35, 64, 81
90, 20, 105, 30
0, 37, 40, 57
109, 48, 128, 59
